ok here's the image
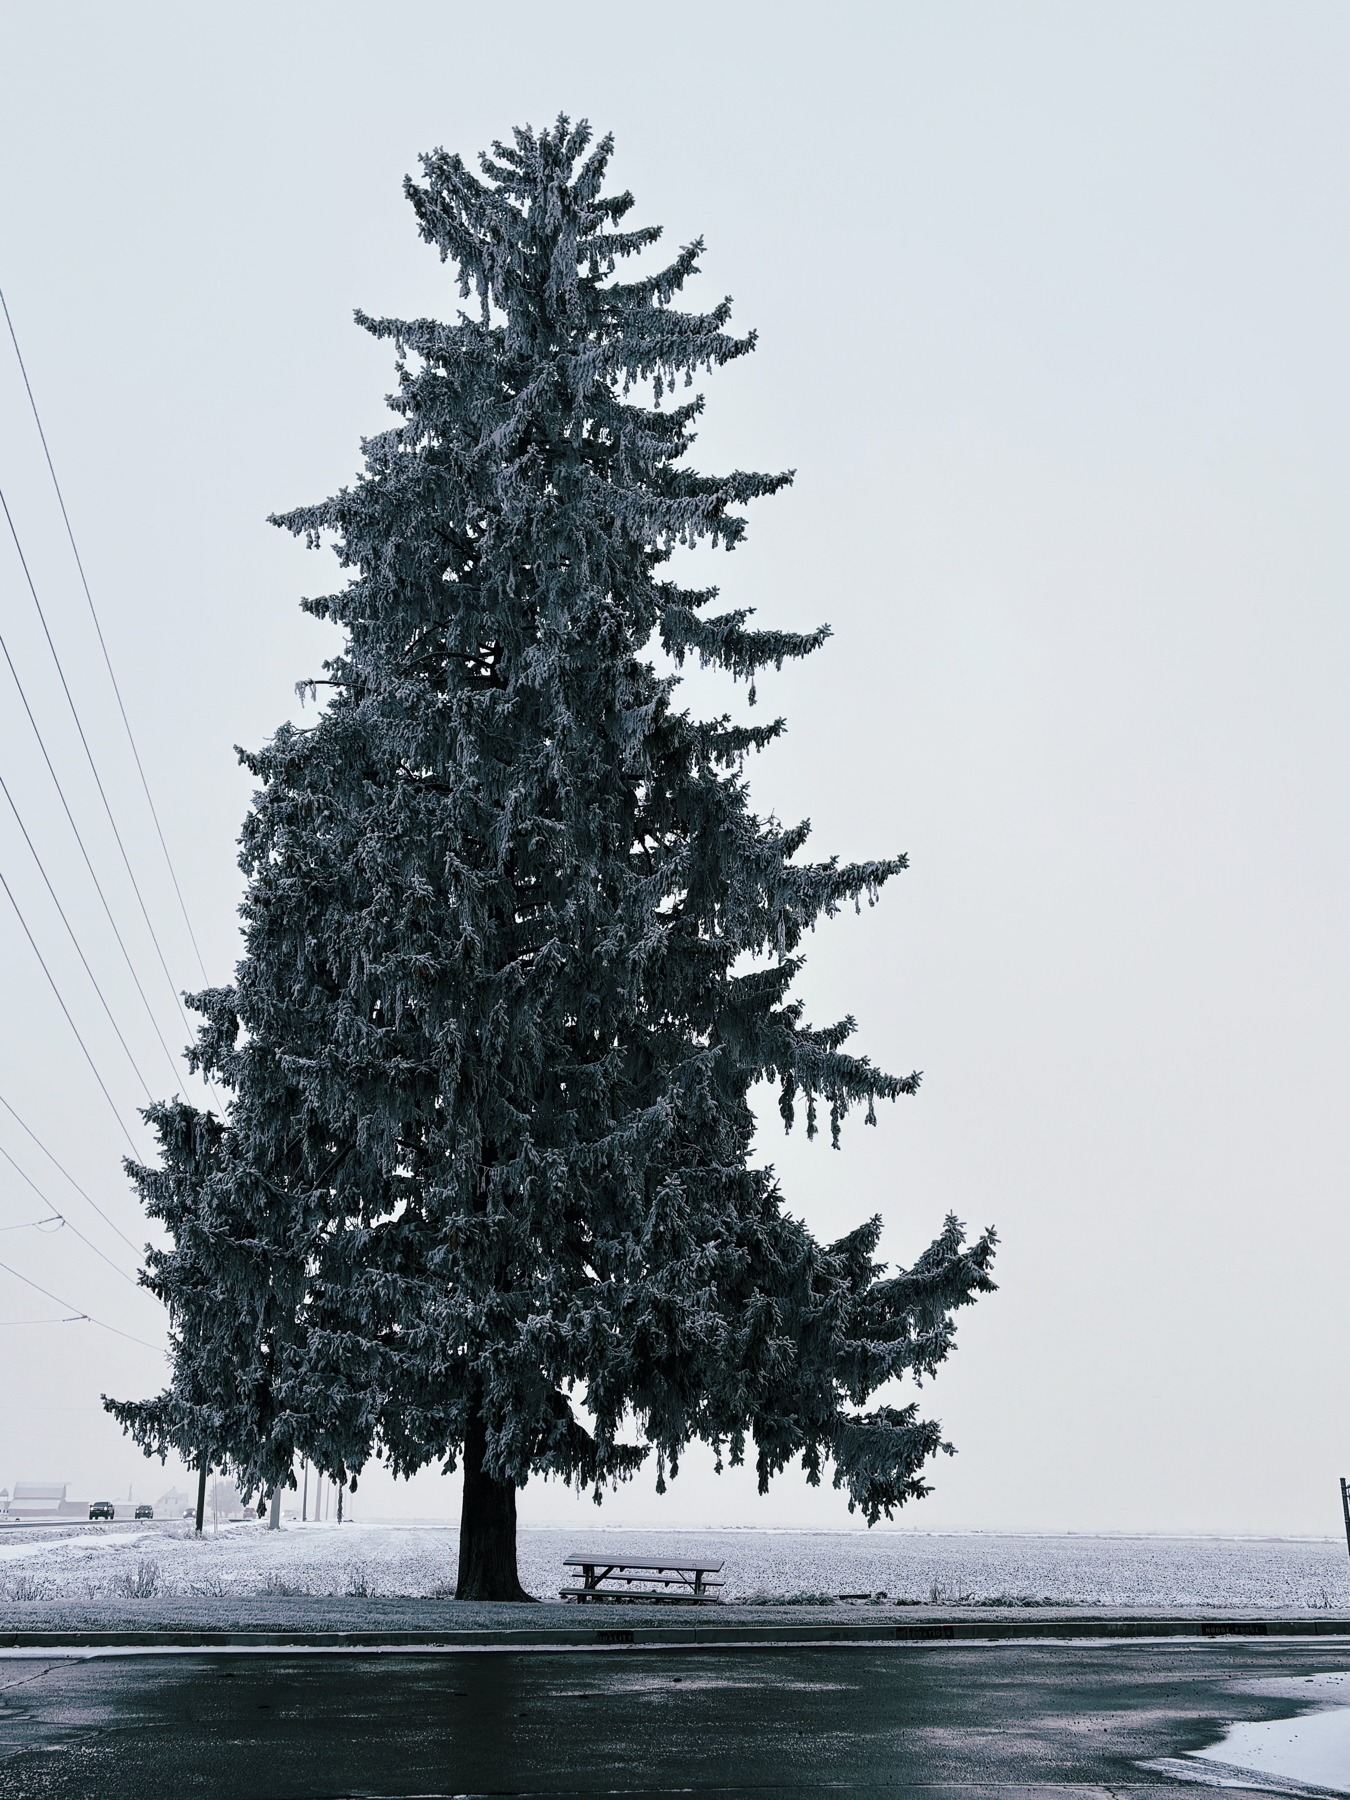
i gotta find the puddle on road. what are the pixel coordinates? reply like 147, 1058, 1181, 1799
1198, 1709, 1350, 1793
1142, 1671, 1350, 1796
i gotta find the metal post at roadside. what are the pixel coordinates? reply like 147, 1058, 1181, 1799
1339, 1478, 1350, 1562
195, 1459, 208, 1536
301, 1459, 308, 1523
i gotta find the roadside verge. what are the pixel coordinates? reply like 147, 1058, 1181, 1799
4, 1613, 1350, 1652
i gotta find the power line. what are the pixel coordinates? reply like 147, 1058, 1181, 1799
0, 1140, 140, 1284
0, 1255, 163, 1352
0, 860, 141, 1156
0, 774, 159, 1099
0, 1216, 61, 1231
0, 484, 199, 1044
0, 1089, 144, 1254
0, 1317, 85, 1325
0, 623, 185, 1078
0, 282, 210, 983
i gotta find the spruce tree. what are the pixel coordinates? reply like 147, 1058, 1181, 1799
107, 118, 996, 1601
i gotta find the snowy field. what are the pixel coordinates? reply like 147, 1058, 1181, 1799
1, 1520, 1348, 1610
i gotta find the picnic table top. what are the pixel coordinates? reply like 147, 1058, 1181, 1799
562, 1555, 725, 1573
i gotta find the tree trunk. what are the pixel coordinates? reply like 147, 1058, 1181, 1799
456, 1405, 533, 1601
268, 1485, 282, 1530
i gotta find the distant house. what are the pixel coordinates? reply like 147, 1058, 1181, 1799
10, 1482, 84, 1518
156, 1486, 194, 1518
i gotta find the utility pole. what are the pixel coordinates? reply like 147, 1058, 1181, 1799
1339, 1478, 1350, 1562
301, 1459, 308, 1523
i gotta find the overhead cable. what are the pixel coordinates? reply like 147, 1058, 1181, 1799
0, 773, 158, 1099
0, 861, 141, 1156
0, 1316, 85, 1325
0, 283, 210, 982
0, 1088, 144, 1253
0, 623, 185, 1077
0, 484, 198, 1043
0, 1140, 140, 1284
0, 1255, 163, 1352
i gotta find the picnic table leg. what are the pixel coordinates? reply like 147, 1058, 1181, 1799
582, 1562, 616, 1599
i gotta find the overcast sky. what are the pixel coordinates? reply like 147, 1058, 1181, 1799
0, 0, 1344, 1534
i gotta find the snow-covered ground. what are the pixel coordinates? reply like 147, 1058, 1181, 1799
1, 1520, 1347, 1609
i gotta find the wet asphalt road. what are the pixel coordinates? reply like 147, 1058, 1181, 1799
1, 1638, 1346, 1799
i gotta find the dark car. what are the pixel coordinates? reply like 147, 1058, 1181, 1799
89, 1501, 114, 1521
134, 1504, 154, 1520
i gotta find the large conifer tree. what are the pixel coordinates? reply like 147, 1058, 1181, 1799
108, 119, 996, 1601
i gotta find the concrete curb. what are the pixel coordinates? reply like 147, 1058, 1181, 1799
4, 1616, 1350, 1652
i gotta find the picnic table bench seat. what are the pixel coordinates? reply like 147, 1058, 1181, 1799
560, 1554, 725, 1604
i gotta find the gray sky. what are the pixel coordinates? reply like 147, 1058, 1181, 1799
0, 0, 1344, 1533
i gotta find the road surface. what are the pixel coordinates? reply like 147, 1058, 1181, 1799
2, 1635, 1347, 1797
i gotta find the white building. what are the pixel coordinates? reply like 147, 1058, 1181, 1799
9, 1482, 84, 1518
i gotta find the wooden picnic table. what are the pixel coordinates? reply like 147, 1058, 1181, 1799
559, 1554, 725, 1604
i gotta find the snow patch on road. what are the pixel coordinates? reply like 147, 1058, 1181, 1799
1198, 1708, 1350, 1795
1142, 1673, 1350, 1797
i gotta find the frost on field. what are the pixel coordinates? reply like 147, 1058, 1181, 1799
1, 1523, 1348, 1609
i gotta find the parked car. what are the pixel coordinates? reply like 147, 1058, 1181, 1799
89, 1501, 114, 1521
134, 1504, 154, 1520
